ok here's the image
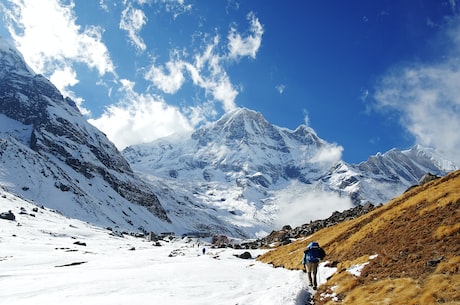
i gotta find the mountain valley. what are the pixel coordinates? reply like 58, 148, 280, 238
0, 37, 458, 239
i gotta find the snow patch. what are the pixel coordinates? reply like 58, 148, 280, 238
347, 254, 379, 277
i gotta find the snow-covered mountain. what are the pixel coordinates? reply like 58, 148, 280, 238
1, 37, 457, 240
123, 108, 457, 237
123, 108, 348, 237
322, 145, 458, 205
0, 39, 171, 233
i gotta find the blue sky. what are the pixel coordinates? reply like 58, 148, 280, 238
1, 0, 459, 165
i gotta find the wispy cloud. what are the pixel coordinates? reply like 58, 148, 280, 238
2, 0, 115, 112
3, 0, 114, 77
145, 56, 186, 94
373, 17, 460, 165
159, 0, 192, 19
144, 14, 263, 113
2, 0, 264, 149
228, 12, 263, 60
309, 143, 343, 165
273, 181, 353, 228
88, 79, 193, 149
276, 84, 285, 94
120, 1, 147, 51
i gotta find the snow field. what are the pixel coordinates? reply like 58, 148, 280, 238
0, 192, 327, 305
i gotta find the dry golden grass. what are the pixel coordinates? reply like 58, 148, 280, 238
435, 222, 460, 239
258, 170, 460, 305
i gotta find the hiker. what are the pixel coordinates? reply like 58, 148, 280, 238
301, 241, 326, 290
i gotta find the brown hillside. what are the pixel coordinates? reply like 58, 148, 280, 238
258, 170, 460, 305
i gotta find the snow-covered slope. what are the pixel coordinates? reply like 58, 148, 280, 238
1, 189, 324, 305
0, 38, 170, 233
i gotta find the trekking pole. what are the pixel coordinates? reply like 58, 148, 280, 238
317, 263, 321, 285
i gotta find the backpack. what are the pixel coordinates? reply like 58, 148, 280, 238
302, 242, 326, 264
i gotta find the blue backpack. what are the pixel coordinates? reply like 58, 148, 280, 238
302, 242, 325, 264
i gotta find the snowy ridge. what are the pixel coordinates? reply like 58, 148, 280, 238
327, 145, 459, 205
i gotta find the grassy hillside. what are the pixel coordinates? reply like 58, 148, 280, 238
258, 170, 460, 305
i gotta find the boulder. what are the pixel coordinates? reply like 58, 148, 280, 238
238, 251, 252, 259
0, 210, 15, 221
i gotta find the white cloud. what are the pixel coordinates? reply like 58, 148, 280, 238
184, 13, 263, 111
99, 0, 109, 12
228, 12, 263, 60
120, 2, 147, 51
209, 76, 238, 111
49, 66, 79, 95
3, 0, 115, 92
186, 36, 239, 111
2, 0, 264, 148
273, 181, 353, 228
310, 144, 343, 165
184, 101, 217, 127
159, 0, 192, 19
373, 17, 460, 166
48, 66, 92, 116
275, 84, 285, 94
145, 33, 239, 112
145, 59, 185, 94
303, 109, 310, 126
88, 79, 193, 150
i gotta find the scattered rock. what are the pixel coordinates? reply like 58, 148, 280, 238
426, 256, 443, 267
212, 234, 230, 248
146, 231, 158, 242
238, 251, 252, 259
419, 173, 439, 185
73, 241, 87, 246
55, 261, 87, 267
169, 249, 185, 257
110, 230, 124, 238
241, 203, 376, 249
0, 210, 15, 221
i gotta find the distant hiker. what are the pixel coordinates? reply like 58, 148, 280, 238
301, 241, 326, 290
202, 247, 206, 255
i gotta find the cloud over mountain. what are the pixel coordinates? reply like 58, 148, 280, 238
373, 16, 460, 165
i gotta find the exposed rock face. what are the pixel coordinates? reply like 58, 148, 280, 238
418, 172, 440, 185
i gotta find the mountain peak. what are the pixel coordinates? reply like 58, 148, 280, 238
0, 37, 34, 77
217, 107, 269, 134
223, 107, 265, 121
